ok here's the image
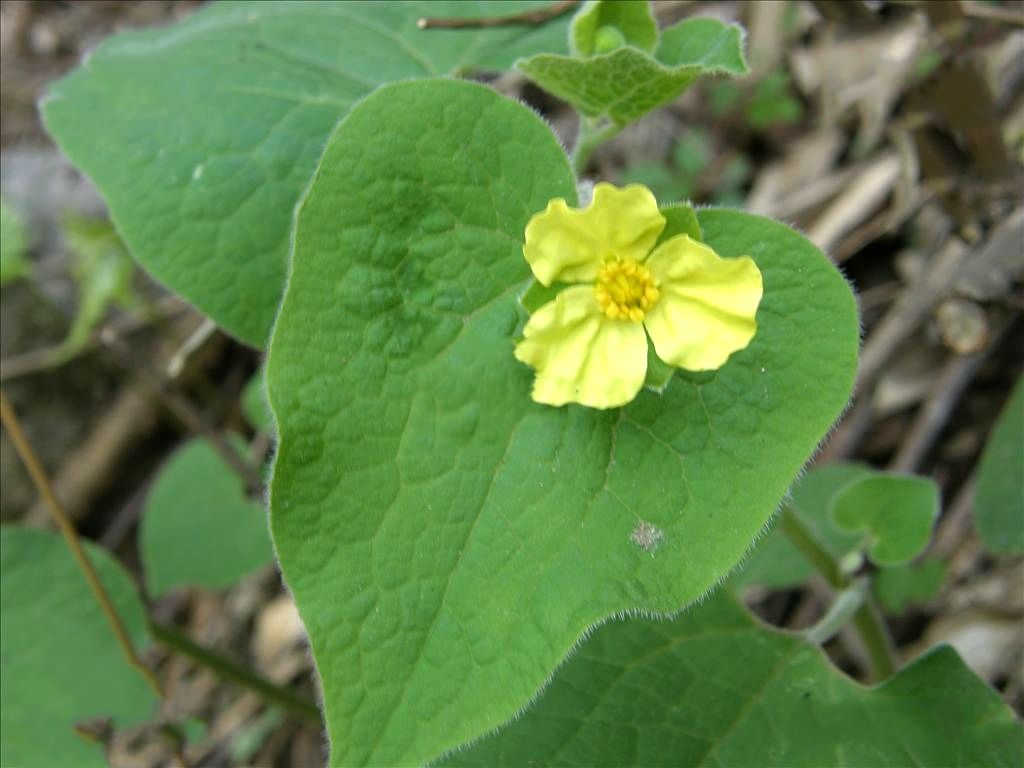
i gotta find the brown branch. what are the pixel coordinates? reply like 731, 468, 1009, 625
0, 391, 163, 698
417, 0, 578, 29
0, 295, 187, 383
98, 333, 264, 495
961, 0, 1024, 27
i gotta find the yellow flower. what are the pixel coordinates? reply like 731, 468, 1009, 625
514, 183, 763, 409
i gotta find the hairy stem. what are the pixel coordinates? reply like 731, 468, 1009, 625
779, 504, 899, 681
572, 118, 624, 176
0, 390, 163, 698
149, 621, 321, 726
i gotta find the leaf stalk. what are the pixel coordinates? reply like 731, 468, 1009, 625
148, 621, 322, 726
572, 118, 624, 176
780, 503, 898, 681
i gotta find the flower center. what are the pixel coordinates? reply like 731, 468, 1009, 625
594, 258, 660, 322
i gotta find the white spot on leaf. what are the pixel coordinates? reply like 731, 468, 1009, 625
630, 520, 663, 554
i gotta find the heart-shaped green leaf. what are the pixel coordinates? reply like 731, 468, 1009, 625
571, 0, 659, 56
443, 591, 1024, 766
829, 474, 939, 567
140, 438, 272, 596
518, 17, 747, 126
1, 526, 157, 767
41, 1, 570, 346
975, 377, 1024, 555
267, 78, 857, 764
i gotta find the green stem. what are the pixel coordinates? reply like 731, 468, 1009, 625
572, 118, 624, 176
802, 579, 867, 645
149, 621, 322, 726
779, 505, 899, 682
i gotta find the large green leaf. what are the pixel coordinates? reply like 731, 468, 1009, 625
975, 377, 1024, 555
444, 591, 1023, 767
518, 17, 747, 126
41, 1, 570, 347
267, 78, 858, 765
140, 438, 273, 597
0, 526, 157, 767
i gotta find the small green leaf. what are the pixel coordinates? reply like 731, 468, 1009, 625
571, 0, 658, 57
974, 377, 1024, 555
830, 474, 940, 567
140, 438, 272, 597
518, 279, 567, 315
654, 17, 748, 73
733, 463, 869, 590
0, 198, 29, 286
873, 558, 947, 614
42, 1, 571, 346
656, 203, 702, 243
242, 372, 273, 433
747, 69, 804, 129
268, 78, 858, 765
444, 591, 1024, 767
518, 17, 747, 126
59, 215, 135, 359
1, 526, 157, 767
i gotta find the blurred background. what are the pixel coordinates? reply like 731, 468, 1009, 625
1, 1, 1021, 765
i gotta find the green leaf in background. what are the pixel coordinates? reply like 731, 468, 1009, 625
747, 69, 804, 129
734, 463, 869, 590
58, 215, 136, 360
0, 526, 157, 768
873, 558, 947, 614
267, 78, 857, 765
518, 17, 747, 126
242, 372, 273, 433
830, 474, 939, 567
0, 197, 30, 286
444, 591, 1023, 767
41, 1, 571, 347
974, 377, 1024, 555
571, 0, 658, 57
140, 438, 272, 597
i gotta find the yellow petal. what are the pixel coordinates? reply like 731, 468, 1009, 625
643, 235, 763, 371
524, 183, 666, 286
515, 285, 648, 409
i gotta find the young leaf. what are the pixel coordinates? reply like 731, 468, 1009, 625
443, 591, 1024, 767
974, 377, 1024, 555
267, 79, 858, 765
1, 527, 157, 767
58, 216, 136, 359
733, 463, 870, 590
873, 558, 947, 614
570, 0, 659, 57
518, 17, 747, 126
829, 474, 940, 567
41, 1, 571, 347
140, 439, 272, 597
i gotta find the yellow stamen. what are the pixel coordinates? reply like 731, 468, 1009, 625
595, 258, 659, 322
